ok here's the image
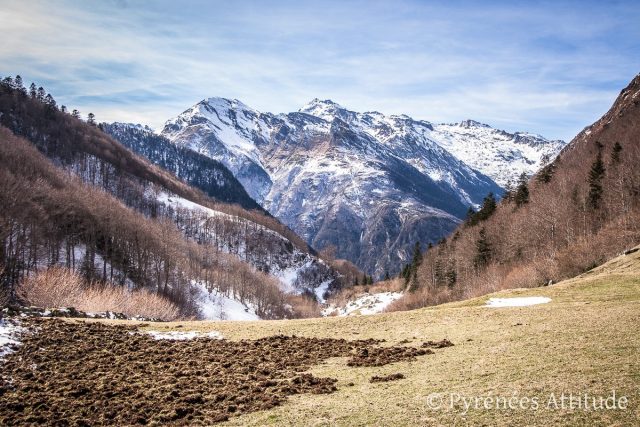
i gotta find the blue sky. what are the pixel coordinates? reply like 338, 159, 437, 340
1, 0, 639, 141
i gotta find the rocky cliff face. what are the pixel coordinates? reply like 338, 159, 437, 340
161, 98, 559, 276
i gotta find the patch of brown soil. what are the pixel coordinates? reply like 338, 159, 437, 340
370, 373, 405, 383
0, 319, 451, 425
347, 346, 433, 367
421, 339, 454, 349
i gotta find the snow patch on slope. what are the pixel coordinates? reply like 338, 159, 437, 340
485, 296, 551, 307
194, 282, 260, 321
0, 319, 24, 360
322, 291, 403, 316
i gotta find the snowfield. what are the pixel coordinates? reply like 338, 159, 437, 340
484, 296, 552, 307
322, 292, 403, 316
0, 319, 24, 359
194, 282, 260, 321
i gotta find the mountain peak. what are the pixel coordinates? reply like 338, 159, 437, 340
298, 98, 348, 120
458, 119, 491, 129
202, 97, 252, 112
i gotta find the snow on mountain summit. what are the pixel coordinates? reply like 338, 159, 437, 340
429, 121, 565, 186
161, 98, 507, 276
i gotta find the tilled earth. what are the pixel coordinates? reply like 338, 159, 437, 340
0, 319, 451, 425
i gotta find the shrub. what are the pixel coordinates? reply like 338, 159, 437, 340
17, 267, 180, 320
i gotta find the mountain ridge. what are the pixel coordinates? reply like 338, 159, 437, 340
159, 98, 510, 276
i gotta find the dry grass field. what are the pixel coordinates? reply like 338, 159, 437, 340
123, 246, 640, 426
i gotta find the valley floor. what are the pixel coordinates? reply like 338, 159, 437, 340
2, 248, 639, 426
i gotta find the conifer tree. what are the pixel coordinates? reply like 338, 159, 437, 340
503, 179, 514, 203
29, 83, 37, 98
514, 172, 529, 207
411, 241, 422, 269
611, 142, 622, 164
36, 86, 46, 101
72, 109, 81, 119
587, 149, 605, 209
536, 154, 555, 183
87, 112, 96, 125
474, 227, 492, 268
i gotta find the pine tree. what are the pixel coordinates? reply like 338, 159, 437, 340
36, 86, 46, 101
474, 228, 492, 268
44, 94, 56, 109
587, 150, 605, 209
411, 241, 422, 269
514, 172, 529, 207
29, 83, 37, 99
407, 268, 419, 293
87, 112, 96, 125
465, 206, 476, 223
405, 242, 422, 290
611, 142, 622, 164
536, 154, 555, 183
445, 267, 457, 287
13, 75, 25, 95
466, 193, 497, 225
503, 179, 514, 203
72, 109, 81, 119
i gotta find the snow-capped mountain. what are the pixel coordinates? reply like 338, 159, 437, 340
429, 120, 565, 186
161, 98, 506, 277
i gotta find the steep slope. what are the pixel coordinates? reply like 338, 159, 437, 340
428, 120, 565, 186
162, 98, 503, 276
102, 122, 264, 212
392, 73, 640, 311
0, 79, 338, 318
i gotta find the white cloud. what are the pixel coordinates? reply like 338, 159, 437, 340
2, 0, 639, 141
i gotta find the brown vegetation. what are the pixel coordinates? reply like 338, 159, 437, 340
0, 78, 336, 318
389, 73, 640, 312
17, 268, 180, 320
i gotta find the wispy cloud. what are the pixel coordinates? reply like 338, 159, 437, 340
2, 0, 639, 140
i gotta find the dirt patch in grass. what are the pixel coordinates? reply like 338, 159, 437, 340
0, 319, 449, 425
370, 373, 405, 383
421, 339, 454, 349
347, 345, 433, 367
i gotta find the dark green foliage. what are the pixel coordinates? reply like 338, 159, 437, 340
466, 192, 497, 226
384, 271, 390, 281
611, 142, 622, 164
502, 180, 514, 203
474, 228, 492, 268
514, 172, 529, 207
465, 206, 476, 222
405, 242, 422, 292
588, 149, 605, 210
445, 267, 457, 288
536, 154, 555, 183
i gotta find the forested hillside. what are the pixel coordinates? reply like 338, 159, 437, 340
391, 73, 640, 310
102, 122, 264, 212
0, 76, 339, 318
